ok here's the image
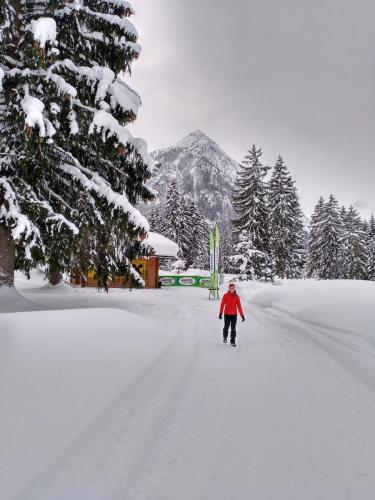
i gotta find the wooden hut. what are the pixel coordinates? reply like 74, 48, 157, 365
70, 232, 179, 289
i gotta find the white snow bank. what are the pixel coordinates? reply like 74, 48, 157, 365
252, 279, 375, 337
185, 268, 211, 277
30, 17, 57, 48
38, 280, 75, 293
145, 231, 179, 258
15, 269, 46, 290
0, 286, 42, 313
0, 308, 176, 499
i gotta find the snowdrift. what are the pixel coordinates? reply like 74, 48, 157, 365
0, 285, 42, 313
0, 307, 176, 499
251, 279, 375, 337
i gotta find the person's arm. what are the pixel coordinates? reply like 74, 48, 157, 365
237, 296, 244, 318
219, 295, 226, 317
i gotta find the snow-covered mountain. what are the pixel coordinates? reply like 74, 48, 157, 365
147, 130, 310, 236
150, 130, 238, 222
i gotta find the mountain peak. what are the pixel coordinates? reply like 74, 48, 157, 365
173, 129, 211, 149
150, 131, 238, 223
190, 129, 206, 137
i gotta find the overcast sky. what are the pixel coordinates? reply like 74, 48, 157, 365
129, 0, 375, 217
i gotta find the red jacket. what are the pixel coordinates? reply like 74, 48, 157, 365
219, 291, 244, 316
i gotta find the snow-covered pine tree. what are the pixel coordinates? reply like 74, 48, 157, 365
192, 241, 209, 270
362, 218, 370, 280
268, 155, 304, 278
307, 197, 325, 278
230, 230, 257, 280
160, 181, 180, 242
366, 214, 375, 281
258, 252, 276, 282
52, 0, 154, 288
160, 181, 189, 266
148, 207, 162, 233
362, 219, 370, 242
339, 206, 367, 280
178, 197, 195, 264
0, 0, 40, 286
232, 145, 271, 279
0, 0, 154, 288
340, 206, 348, 218
307, 195, 342, 279
219, 226, 235, 274
230, 229, 274, 281
185, 202, 209, 270
232, 145, 269, 249
288, 174, 307, 278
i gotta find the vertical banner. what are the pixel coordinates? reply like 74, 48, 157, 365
209, 224, 220, 299
215, 222, 220, 280
209, 227, 214, 295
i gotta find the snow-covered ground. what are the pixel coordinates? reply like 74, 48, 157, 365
1, 275, 375, 499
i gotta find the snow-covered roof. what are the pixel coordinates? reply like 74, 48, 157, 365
145, 232, 179, 258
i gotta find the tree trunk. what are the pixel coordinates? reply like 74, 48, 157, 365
0, 224, 15, 287
48, 259, 62, 286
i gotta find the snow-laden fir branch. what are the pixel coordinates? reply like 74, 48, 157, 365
0, 178, 42, 248
55, 145, 149, 232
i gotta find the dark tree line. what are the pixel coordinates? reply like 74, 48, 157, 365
308, 196, 375, 280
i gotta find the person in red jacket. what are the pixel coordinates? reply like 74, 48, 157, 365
219, 283, 245, 347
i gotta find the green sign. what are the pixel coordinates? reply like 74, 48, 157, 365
159, 275, 211, 288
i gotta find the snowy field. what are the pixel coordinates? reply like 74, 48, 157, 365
1, 274, 375, 500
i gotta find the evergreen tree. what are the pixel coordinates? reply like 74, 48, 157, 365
268, 155, 304, 278
185, 202, 209, 270
287, 176, 306, 277
230, 230, 258, 280
339, 206, 367, 279
149, 208, 162, 233
160, 181, 189, 266
232, 145, 271, 279
319, 194, 343, 279
0, 0, 154, 288
307, 197, 325, 278
362, 219, 370, 243
232, 145, 269, 250
220, 227, 235, 274
230, 229, 275, 281
258, 253, 276, 282
308, 195, 342, 279
367, 214, 375, 281
340, 206, 348, 222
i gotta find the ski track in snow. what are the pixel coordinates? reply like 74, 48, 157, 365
6, 285, 375, 500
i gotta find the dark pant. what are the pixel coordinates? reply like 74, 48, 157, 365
223, 314, 237, 343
